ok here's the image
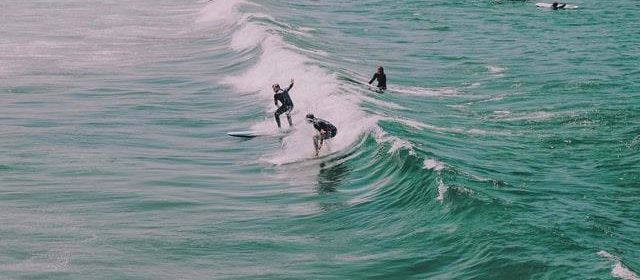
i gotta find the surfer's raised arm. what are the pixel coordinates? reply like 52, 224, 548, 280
273, 89, 279, 106
284, 78, 294, 92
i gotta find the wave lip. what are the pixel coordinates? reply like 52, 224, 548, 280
423, 159, 445, 171
206, 0, 377, 164
422, 158, 447, 202
196, 0, 250, 24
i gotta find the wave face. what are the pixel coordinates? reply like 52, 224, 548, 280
198, 0, 378, 165
1, 0, 639, 279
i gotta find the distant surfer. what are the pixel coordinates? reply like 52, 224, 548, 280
273, 79, 295, 128
551, 2, 567, 9
306, 113, 337, 157
368, 66, 387, 92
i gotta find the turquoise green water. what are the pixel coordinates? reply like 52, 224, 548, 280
1, 0, 639, 279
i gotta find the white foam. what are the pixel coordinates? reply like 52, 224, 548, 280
422, 159, 447, 202
196, 0, 254, 24
231, 13, 275, 51
423, 159, 445, 171
360, 95, 407, 110
388, 116, 512, 137
436, 177, 447, 202
598, 251, 639, 280
466, 82, 482, 88
475, 94, 507, 103
371, 127, 416, 156
394, 117, 429, 130
298, 27, 316, 32
466, 128, 509, 136
492, 111, 555, 122
230, 22, 266, 51
197, 0, 239, 23
388, 138, 415, 155
392, 85, 459, 97
487, 65, 505, 75
217, 5, 377, 164
382, 116, 447, 133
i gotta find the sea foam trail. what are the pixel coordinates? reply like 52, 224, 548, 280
598, 251, 639, 280
486, 65, 505, 76
198, 0, 378, 164
392, 85, 459, 97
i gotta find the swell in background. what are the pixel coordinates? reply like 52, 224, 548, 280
210, 0, 640, 278
0, 0, 638, 279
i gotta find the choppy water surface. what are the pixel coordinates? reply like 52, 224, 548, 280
1, 0, 639, 279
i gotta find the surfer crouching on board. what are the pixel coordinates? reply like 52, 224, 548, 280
368, 66, 387, 92
551, 2, 567, 9
273, 79, 295, 128
306, 113, 337, 157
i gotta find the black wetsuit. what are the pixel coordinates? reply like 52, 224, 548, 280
273, 83, 294, 127
369, 72, 387, 90
552, 2, 566, 9
309, 117, 337, 155
311, 118, 337, 139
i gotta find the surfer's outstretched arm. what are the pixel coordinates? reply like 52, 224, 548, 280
284, 79, 294, 91
369, 74, 377, 85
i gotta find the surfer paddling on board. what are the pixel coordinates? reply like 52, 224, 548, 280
551, 2, 567, 9
368, 66, 387, 92
273, 79, 295, 128
306, 113, 337, 157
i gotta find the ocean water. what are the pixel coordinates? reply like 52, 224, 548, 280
1, 0, 639, 279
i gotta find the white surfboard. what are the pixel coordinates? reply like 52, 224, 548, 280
227, 128, 295, 138
536, 2, 578, 9
227, 131, 263, 138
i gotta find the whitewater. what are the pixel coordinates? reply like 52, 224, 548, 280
1, 0, 638, 279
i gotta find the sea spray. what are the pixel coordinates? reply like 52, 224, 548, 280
200, 0, 376, 164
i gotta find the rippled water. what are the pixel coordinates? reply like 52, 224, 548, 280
1, 0, 639, 279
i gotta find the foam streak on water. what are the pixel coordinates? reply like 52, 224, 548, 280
1, 0, 639, 279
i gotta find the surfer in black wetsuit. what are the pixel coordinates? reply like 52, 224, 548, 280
306, 113, 337, 157
551, 2, 567, 9
273, 79, 295, 128
368, 66, 387, 91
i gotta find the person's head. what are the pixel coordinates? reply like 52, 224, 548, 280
305, 113, 315, 123
272, 83, 281, 92
552, 2, 558, 7
377, 66, 384, 74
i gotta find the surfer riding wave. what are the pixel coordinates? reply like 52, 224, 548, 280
273, 79, 295, 128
